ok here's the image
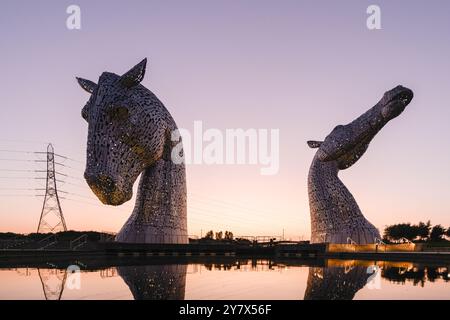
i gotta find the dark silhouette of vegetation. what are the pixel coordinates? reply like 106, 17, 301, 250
0, 230, 116, 249
382, 266, 449, 287
200, 230, 235, 242
215, 231, 223, 240
202, 230, 214, 240
0, 230, 112, 242
235, 237, 252, 245
224, 231, 234, 241
384, 223, 419, 242
416, 221, 432, 240
430, 225, 446, 242
383, 221, 449, 243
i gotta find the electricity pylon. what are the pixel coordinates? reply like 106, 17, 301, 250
38, 268, 67, 300
37, 144, 67, 233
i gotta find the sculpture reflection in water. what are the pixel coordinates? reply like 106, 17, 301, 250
117, 264, 187, 300
304, 265, 370, 300
11, 261, 450, 300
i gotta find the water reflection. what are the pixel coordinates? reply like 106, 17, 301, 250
203, 259, 277, 271
38, 268, 67, 300
113, 260, 450, 300
117, 265, 187, 300
382, 266, 450, 287
304, 265, 369, 300
1, 258, 449, 300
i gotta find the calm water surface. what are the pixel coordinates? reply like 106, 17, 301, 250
0, 259, 449, 300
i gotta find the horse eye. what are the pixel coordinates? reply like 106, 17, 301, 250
108, 106, 129, 121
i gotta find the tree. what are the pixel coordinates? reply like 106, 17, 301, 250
224, 231, 234, 241
430, 225, 446, 242
416, 221, 431, 240
204, 230, 214, 240
446, 227, 450, 238
215, 231, 223, 240
383, 223, 419, 242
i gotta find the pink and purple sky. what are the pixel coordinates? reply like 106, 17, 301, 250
0, 0, 449, 239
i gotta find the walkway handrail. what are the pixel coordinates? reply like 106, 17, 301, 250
38, 234, 57, 250
70, 234, 88, 250
399, 237, 412, 244
1, 237, 31, 249
99, 232, 116, 242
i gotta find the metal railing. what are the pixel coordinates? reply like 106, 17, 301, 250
0, 237, 31, 249
38, 234, 58, 250
234, 236, 282, 243
374, 237, 386, 245
70, 234, 88, 250
99, 232, 116, 243
399, 237, 412, 244
115, 234, 189, 244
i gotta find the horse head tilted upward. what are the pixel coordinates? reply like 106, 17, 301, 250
307, 85, 413, 244
77, 59, 187, 243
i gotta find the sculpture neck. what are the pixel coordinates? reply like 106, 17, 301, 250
115, 134, 188, 244
308, 155, 339, 180
307, 154, 380, 244
133, 155, 187, 231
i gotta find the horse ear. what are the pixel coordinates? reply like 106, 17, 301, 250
307, 140, 323, 148
76, 77, 97, 94
120, 58, 147, 88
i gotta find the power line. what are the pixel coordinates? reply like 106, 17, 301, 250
0, 158, 37, 162
59, 181, 88, 188
0, 149, 36, 154
188, 204, 285, 227
0, 187, 37, 190
54, 153, 83, 164
189, 193, 305, 223
0, 176, 35, 179
35, 170, 68, 177
63, 174, 84, 181
0, 149, 83, 164
187, 206, 293, 232
68, 192, 100, 201
0, 194, 37, 197
0, 148, 304, 235
0, 148, 303, 222
190, 192, 302, 220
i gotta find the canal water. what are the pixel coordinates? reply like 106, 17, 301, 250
0, 259, 448, 300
